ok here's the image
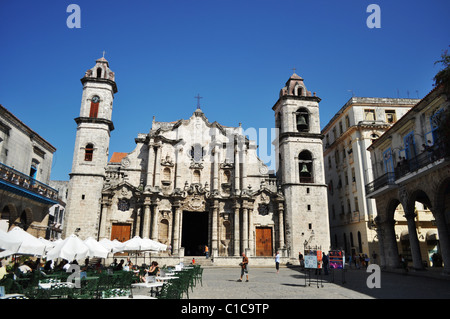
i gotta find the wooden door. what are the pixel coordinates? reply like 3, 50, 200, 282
111, 223, 131, 242
255, 227, 273, 256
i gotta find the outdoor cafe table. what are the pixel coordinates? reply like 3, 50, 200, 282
131, 282, 164, 297
156, 276, 179, 282
38, 282, 76, 289
131, 282, 164, 289
0, 294, 26, 299
106, 295, 156, 299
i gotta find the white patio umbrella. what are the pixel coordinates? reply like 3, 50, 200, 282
84, 237, 109, 259
4, 227, 46, 257
142, 237, 167, 252
98, 238, 116, 253
114, 236, 165, 264
45, 234, 89, 261
0, 228, 21, 252
111, 239, 125, 252
99, 238, 125, 254
141, 237, 167, 265
38, 237, 57, 253
116, 236, 161, 253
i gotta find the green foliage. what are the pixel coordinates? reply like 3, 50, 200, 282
434, 46, 450, 95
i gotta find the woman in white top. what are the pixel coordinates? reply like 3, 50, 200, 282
275, 252, 280, 274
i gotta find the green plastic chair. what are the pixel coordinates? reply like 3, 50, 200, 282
157, 282, 182, 299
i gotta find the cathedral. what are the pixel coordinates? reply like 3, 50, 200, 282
63, 57, 330, 262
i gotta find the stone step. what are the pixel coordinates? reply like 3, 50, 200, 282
183, 256, 214, 266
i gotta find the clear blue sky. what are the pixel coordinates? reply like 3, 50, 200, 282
0, 0, 449, 181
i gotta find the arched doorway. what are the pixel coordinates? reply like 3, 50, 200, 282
181, 211, 209, 256
0, 204, 15, 231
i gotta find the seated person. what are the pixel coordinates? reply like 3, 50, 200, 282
145, 261, 160, 277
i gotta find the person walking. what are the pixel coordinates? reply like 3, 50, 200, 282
238, 253, 249, 282
299, 252, 304, 269
205, 245, 209, 259
364, 254, 370, 269
322, 252, 329, 275
275, 251, 281, 274
372, 251, 377, 265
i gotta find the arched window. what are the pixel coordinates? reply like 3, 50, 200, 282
96, 68, 102, 78
298, 150, 313, 183
85, 143, 94, 161
89, 95, 100, 118
297, 87, 303, 96
1, 205, 11, 224
296, 108, 309, 132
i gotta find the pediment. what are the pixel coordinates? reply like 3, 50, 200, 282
102, 181, 140, 197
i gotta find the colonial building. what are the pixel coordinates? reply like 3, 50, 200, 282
0, 104, 58, 237
47, 180, 69, 239
63, 58, 330, 262
322, 97, 419, 259
366, 84, 450, 274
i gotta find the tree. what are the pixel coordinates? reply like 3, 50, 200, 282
433, 46, 450, 96
433, 46, 450, 156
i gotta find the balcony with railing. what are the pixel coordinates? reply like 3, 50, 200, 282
395, 144, 448, 180
0, 162, 58, 205
365, 172, 396, 196
366, 144, 449, 197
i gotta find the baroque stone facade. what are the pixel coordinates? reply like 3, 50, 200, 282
63, 58, 330, 261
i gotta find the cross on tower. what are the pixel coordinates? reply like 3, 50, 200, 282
102, 50, 106, 58
291, 67, 296, 74
194, 94, 203, 109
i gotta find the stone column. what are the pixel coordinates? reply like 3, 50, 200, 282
433, 208, 450, 274
98, 198, 110, 239
134, 206, 141, 237
404, 209, 424, 270
146, 143, 155, 187
211, 200, 219, 257
154, 144, 162, 188
213, 147, 219, 191
242, 206, 248, 252
234, 202, 240, 256
172, 202, 181, 255
142, 199, 151, 239
374, 216, 386, 269
175, 147, 182, 190
277, 202, 285, 250
248, 206, 254, 256
234, 147, 240, 195
382, 217, 400, 269
151, 199, 159, 241
241, 145, 247, 190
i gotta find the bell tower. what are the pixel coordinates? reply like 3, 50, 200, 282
273, 72, 330, 259
63, 57, 118, 239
